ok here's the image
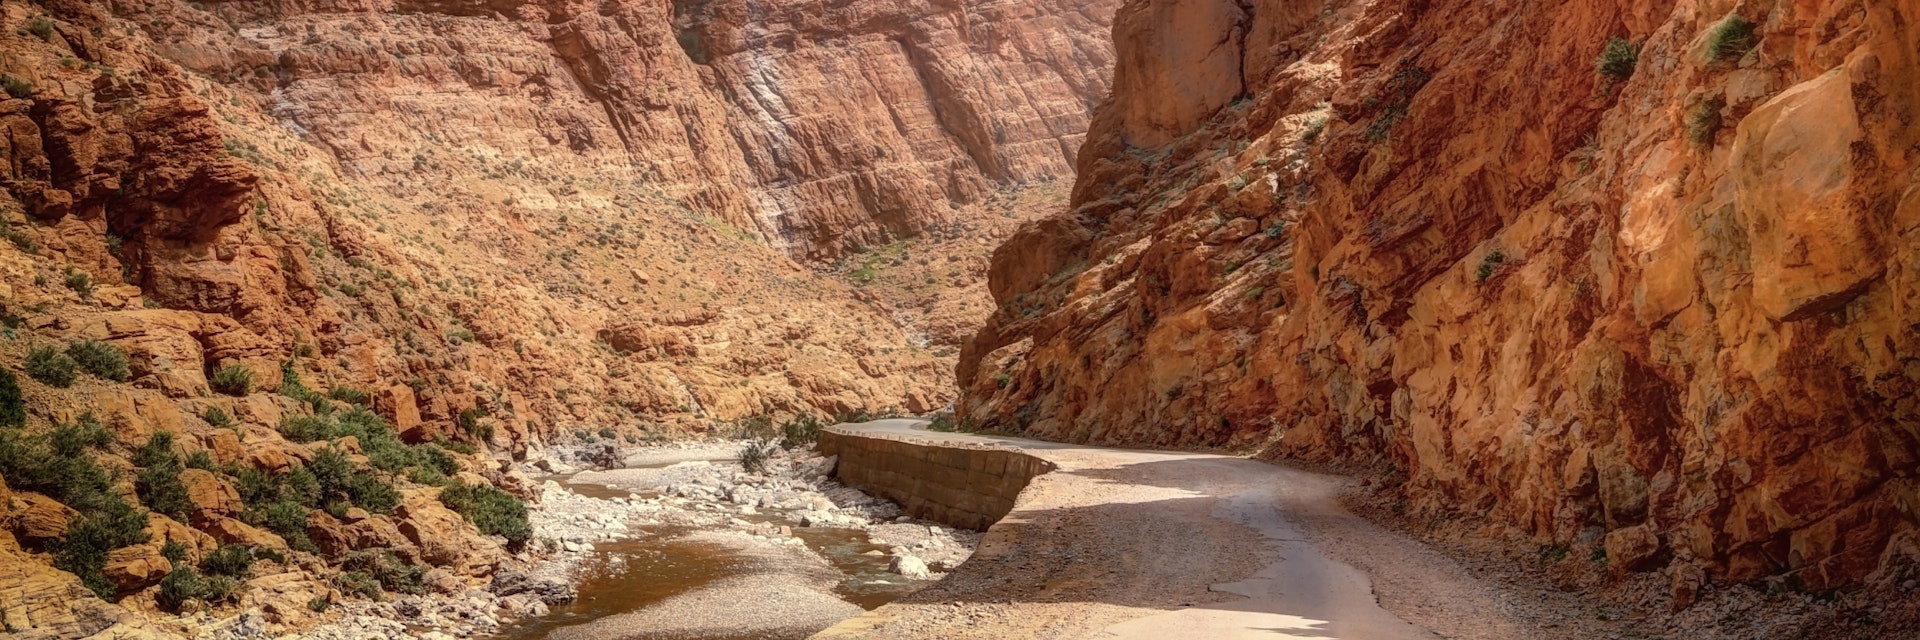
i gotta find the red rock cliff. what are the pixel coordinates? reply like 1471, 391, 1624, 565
962, 0, 1920, 590
152, 0, 1118, 261
0, 0, 1118, 451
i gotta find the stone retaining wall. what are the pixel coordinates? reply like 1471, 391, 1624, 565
816, 427, 1055, 531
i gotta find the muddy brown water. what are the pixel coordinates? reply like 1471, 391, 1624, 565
493, 532, 742, 640
491, 465, 919, 638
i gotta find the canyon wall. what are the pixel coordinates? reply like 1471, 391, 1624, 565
0, 0, 1119, 450
962, 0, 1920, 591
152, 0, 1117, 260
0, 0, 1114, 634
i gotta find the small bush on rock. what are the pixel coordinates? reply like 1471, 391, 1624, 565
0, 74, 32, 99
341, 549, 427, 596
738, 439, 779, 475
156, 566, 206, 612
0, 369, 24, 429
202, 406, 235, 429
780, 414, 821, 449
327, 386, 370, 406
1707, 14, 1758, 63
200, 544, 255, 578
458, 407, 491, 441
1687, 97, 1725, 146
440, 482, 531, 546
64, 269, 92, 298
334, 570, 382, 600
65, 340, 129, 382
209, 364, 253, 396
134, 432, 192, 522
26, 345, 77, 388
1596, 37, 1638, 81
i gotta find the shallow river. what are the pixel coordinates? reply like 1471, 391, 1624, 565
491, 465, 914, 639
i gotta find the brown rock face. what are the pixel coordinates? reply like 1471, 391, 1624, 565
160, 0, 1117, 261
963, 0, 1920, 589
4, 492, 76, 546
0, 0, 1119, 453
395, 491, 501, 577
178, 468, 239, 527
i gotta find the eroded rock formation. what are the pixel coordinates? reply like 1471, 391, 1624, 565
0, 0, 1115, 634
963, 0, 1920, 591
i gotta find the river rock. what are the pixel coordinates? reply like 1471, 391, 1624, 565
490, 570, 578, 605
888, 555, 931, 579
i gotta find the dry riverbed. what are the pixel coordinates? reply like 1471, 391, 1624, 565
283, 440, 975, 640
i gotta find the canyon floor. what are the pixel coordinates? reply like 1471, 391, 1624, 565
811, 420, 1606, 640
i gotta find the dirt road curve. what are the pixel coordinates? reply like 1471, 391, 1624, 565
810, 419, 1536, 640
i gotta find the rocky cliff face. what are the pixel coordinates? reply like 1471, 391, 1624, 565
151, 0, 1116, 261
0, 0, 1116, 448
0, 0, 1112, 634
963, 0, 1920, 591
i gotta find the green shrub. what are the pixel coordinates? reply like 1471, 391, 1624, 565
156, 565, 239, 611
779, 414, 821, 449
309, 446, 399, 513
23, 16, 54, 41
0, 368, 23, 429
66, 340, 129, 382
55, 500, 149, 599
439, 482, 531, 546
156, 566, 206, 611
435, 437, 477, 455
0, 74, 32, 99
26, 345, 77, 388
737, 439, 778, 475
1475, 250, 1507, 283
133, 431, 177, 468
63, 269, 92, 298
1596, 37, 1638, 81
236, 467, 321, 553
202, 406, 235, 429
342, 549, 428, 595
199, 544, 255, 578
927, 412, 959, 432
1707, 14, 1758, 63
258, 501, 310, 542
277, 414, 333, 442
1688, 97, 1725, 145
1299, 114, 1328, 142
278, 359, 328, 413
327, 386, 370, 406
333, 570, 382, 600
209, 364, 253, 396
203, 575, 240, 602
457, 407, 491, 441
51, 414, 112, 458
185, 450, 217, 471
135, 441, 192, 523
344, 473, 398, 514
160, 540, 187, 565
136, 465, 191, 520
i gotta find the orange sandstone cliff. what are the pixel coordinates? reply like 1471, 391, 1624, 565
962, 0, 1920, 592
0, 0, 1114, 634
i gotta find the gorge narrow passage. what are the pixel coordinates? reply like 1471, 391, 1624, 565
813, 420, 1537, 640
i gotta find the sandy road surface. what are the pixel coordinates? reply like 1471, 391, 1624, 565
811, 420, 1541, 640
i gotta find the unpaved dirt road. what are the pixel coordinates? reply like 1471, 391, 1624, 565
811, 420, 1544, 640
